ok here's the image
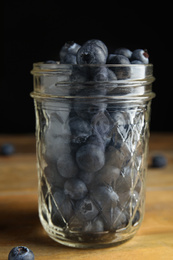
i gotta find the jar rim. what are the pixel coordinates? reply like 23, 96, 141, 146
31, 62, 153, 74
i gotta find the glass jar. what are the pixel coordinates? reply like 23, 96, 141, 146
31, 63, 155, 248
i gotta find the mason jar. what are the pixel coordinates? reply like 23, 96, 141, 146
30, 63, 155, 248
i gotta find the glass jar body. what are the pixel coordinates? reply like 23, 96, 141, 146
31, 63, 155, 248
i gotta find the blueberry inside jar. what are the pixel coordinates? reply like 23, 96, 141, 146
31, 39, 155, 248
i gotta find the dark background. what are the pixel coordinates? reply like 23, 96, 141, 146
3, 1, 173, 133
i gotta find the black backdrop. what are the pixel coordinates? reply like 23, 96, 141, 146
3, 1, 173, 133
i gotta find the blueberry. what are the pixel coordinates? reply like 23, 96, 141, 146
93, 66, 109, 82
44, 60, 57, 64
60, 41, 81, 64
73, 88, 107, 120
132, 210, 140, 225
76, 139, 105, 172
64, 178, 88, 200
77, 39, 108, 64
114, 48, 132, 59
57, 153, 78, 178
91, 111, 113, 137
92, 66, 117, 92
151, 154, 167, 168
115, 166, 132, 193
75, 196, 99, 221
108, 54, 130, 65
0, 143, 15, 155
112, 207, 128, 230
44, 164, 66, 188
51, 188, 74, 225
8, 246, 34, 260
90, 185, 119, 229
131, 49, 149, 64
108, 54, 131, 79
69, 116, 92, 143
94, 165, 120, 188
70, 65, 89, 84
78, 170, 95, 185
91, 185, 119, 210
83, 217, 104, 232
131, 60, 143, 64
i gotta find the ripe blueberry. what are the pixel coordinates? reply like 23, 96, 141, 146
64, 178, 88, 200
57, 153, 78, 178
76, 141, 105, 172
69, 116, 92, 143
44, 60, 57, 64
8, 246, 34, 260
108, 54, 131, 79
131, 49, 149, 64
114, 47, 132, 59
151, 154, 167, 168
60, 41, 81, 64
73, 88, 107, 120
1, 143, 15, 155
77, 39, 108, 64
131, 60, 143, 64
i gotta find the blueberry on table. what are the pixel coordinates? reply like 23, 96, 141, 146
0, 143, 15, 155
77, 39, 108, 64
60, 41, 81, 64
114, 47, 132, 59
151, 154, 167, 168
8, 246, 34, 260
131, 49, 149, 64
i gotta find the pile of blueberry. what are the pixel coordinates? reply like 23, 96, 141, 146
59, 39, 149, 65
40, 40, 149, 237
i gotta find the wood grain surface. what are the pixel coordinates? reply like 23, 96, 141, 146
0, 133, 173, 260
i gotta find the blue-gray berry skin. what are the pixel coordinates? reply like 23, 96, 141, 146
69, 116, 92, 144
151, 154, 167, 168
44, 60, 56, 64
77, 39, 108, 64
108, 54, 131, 79
131, 60, 143, 64
76, 138, 105, 172
51, 189, 74, 225
114, 48, 132, 59
131, 49, 149, 64
64, 178, 88, 200
60, 42, 81, 64
8, 246, 34, 260
108, 54, 130, 65
1, 143, 15, 155
73, 88, 107, 120
57, 153, 78, 178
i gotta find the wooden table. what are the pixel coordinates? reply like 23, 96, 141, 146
0, 133, 173, 260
